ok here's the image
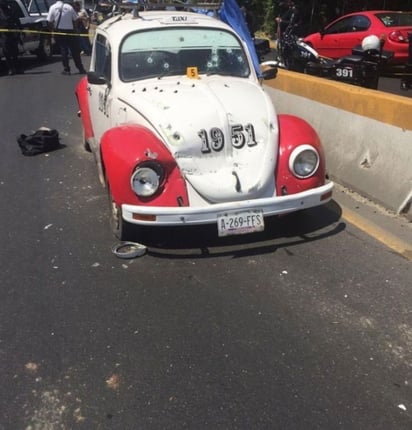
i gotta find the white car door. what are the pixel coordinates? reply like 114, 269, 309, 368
88, 33, 113, 145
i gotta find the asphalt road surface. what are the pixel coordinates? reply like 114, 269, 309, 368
377, 73, 412, 97
0, 56, 411, 429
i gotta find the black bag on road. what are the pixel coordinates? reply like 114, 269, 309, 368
17, 128, 60, 156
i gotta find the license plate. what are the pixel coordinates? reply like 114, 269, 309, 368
217, 210, 264, 237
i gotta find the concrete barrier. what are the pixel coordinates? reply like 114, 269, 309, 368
264, 69, 412, 219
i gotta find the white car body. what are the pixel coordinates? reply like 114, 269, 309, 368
76, 7, 333, 240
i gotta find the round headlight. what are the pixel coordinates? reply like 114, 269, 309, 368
289, 145, 320, 179
131, 163, 163, 197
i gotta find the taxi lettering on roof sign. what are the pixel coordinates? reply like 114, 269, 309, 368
161, 15, 198, 24
75, 1, 333, 242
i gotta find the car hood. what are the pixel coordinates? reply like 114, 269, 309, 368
117, 77, 279, 202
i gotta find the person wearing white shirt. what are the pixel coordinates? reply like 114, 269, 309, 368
47, 0, 86, 75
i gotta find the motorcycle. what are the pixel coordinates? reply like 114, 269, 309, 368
267, 24, 394, 90
274, 24, 318, 73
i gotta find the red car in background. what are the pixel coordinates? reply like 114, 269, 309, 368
304, 11, 412, 66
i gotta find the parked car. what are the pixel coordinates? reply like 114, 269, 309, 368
0, 0, 51, 61
26, 0, 54, 17
26, 0, 61, 56
304, 10, 412, 66
75, 6, 333, 241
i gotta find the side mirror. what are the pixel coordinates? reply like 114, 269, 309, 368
261, 66, 278, 80
87, 71, 108, 85
259, 62, 278, 80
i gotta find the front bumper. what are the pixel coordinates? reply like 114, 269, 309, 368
122, 181, 334, 226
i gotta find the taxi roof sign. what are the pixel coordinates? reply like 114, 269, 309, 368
117, 0, 222, 11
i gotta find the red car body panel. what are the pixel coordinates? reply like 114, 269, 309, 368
276, 114, 326, 196
76, 77, 94, 141
100, 125, 189, 208
305, 30, 365, 59
304, 10, 412, 64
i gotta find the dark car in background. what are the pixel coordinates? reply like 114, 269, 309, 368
26, 0, 60, 56
0, 0, 52, 63
304, 10, 412, 66
26, 0, 54, 17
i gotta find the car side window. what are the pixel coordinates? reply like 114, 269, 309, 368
325, 17, 354, 34
349, 15, 370, 32
94, 34, 112, 82
377, 12, 412, 27
325, 15, 371, 35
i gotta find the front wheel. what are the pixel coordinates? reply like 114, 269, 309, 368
36, 36, 53, 60
82, 127, 91, 152
107, 181, 135, 241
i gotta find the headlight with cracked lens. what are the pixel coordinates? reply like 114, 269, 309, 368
131, 163, 163, 197
289, 145, 320, 179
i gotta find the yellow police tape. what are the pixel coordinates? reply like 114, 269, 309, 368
0, 28, 89, 37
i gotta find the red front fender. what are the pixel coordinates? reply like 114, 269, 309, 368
75, 77, 94, 142
276, 114, 327, 196
101, 125, 189, 208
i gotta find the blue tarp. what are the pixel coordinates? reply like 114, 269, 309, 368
218, 0, 262, 77
190, 0, 262, 76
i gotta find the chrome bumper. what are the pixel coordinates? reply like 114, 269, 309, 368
122, 182, 334, 226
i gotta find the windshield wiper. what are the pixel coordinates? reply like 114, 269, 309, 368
157, 69, 183, 79
206, 71, 235, 76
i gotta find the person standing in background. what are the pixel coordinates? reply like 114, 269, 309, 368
0, 0, 22, 75
73, 1, 91, 55
47, 0, 86, 75
275, 0, 303, 38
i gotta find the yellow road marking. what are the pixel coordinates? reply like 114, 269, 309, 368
341, 206, 412, 261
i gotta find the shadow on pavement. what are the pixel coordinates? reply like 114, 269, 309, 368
0, 54, 70, 76
127, 200, 345, 259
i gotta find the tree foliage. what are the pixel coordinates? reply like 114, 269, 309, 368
242, 0, 280, 38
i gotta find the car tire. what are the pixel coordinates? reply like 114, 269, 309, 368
36, 36, 53, 60
107, 181, 134, 241
83, 128, 91, 152
43, 37, 53, 58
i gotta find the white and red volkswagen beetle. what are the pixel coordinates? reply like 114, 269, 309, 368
76, 5, 333, 240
